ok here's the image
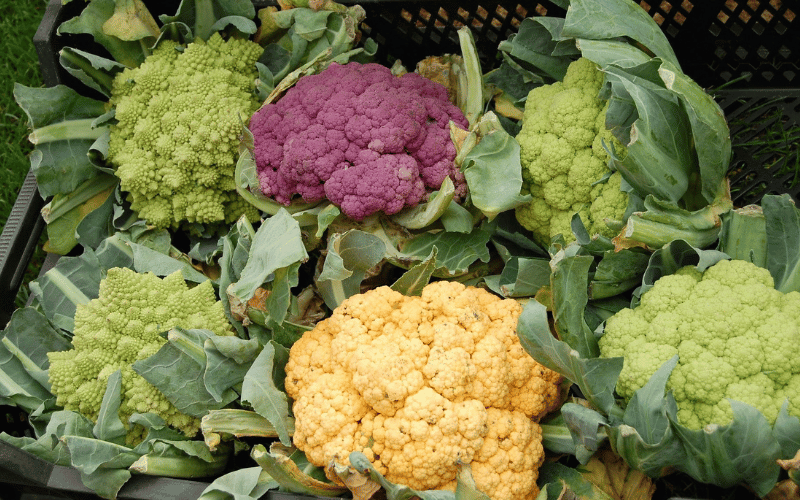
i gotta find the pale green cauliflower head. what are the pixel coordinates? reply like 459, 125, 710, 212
47, 268, 235, 445
598, 259, 800, 429
514, 57, 627, 246
108, 33, 263, 233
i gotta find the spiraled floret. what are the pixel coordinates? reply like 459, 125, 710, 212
108, 34, 264, 233
47, 268, 235, 445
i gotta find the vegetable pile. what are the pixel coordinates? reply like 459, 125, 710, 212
3, 0, 800, 499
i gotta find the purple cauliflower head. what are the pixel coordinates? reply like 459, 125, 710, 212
249, 62, 469, 220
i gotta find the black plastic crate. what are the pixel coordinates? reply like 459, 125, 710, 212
0, 0, 798, 498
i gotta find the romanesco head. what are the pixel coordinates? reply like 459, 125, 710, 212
47, 268, 234, 445
598, 259, 800, 429
108, 33, 264, 234
514, 58, 628, 246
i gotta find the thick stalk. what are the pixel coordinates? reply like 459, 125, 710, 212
29, 119, 107, 145
129, 453, 228, 478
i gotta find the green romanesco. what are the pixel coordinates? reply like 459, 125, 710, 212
514, 57, 628, 246
47, 267, 235, 445
598, 259, 800, 430
107, 33, 264, 232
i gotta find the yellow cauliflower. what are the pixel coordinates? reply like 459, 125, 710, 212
285, 282, 564, 500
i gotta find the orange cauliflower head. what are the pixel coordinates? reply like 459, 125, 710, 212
285, 281, 564, 500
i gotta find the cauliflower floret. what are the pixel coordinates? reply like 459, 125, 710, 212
284, 281, 564, 500
108, 34, 263, 233
47, 268, 235, 445
250, 62, 469, 220
514, 58, 628, 246
599, 259, 800, 429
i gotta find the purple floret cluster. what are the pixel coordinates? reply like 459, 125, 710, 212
249, 62, 469, 220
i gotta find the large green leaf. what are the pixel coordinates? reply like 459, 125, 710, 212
658, 61, 730, 204
563, 0, 680, 68
28, 249, 103, 333
763, 194, 800, 293
58, 47, 126, 97
197, 466, 278, 500
228, 209, 308, 306
516, 300, 623, 418
316, 229, 385, 309
604, 62, 694, 205
670, 402, 782, 496
13, 84, 107, 200
241, 342, 293, 446
133, 329, 261, 418
550, 251, 598, 359
460, 124, 531, 220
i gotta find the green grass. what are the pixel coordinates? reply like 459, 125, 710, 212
1, 0, 50, 307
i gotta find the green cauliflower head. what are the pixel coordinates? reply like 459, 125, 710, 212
108, 33, 263, 233
514, 57, 627, 246
598, 259, 800, 429
47, 267, 235, 445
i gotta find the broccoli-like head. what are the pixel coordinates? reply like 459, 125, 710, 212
249, 62, 469, 220
47, 268, 235, 445
514, 58, 628, 246
598, 259, 800, 429
107, 34, 264, 233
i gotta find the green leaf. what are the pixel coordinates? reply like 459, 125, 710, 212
485, 256, 550, 298
62, 435, 139, 498
2, 306, 71, 374
133, 328, 259, 417
604, 62, 694, 206
774, 403, 800, 460
390, 177, 456, 230
670, 402, 782, 496
589, 249, 650, 300
564, 0, 680, 68
76, 184, 118, 251
658, 61, 730, 204
516, 300, 623, 418
93, 371, 127, 445
58, 47, 126, 97
159, 0, 255, 41
265, 262, 301, 326
198, 466, 279, 500
391, 248, 438, 296
550, 251, 599, 359
317, 229, 385, 309
461, 125, 532, 220
0, 341, 55, 414
398, 222, 494, 277
58, 0, 149, 67
560, 403, 610, 463
29, 249, 103, 333
42, 173, 118, 255
499, 18, 575, 81
13, 84, 107, 199
241, 343, 293, 446
763, 194, 800, 293
228, 209, 308, 304
201, 409, 294, 452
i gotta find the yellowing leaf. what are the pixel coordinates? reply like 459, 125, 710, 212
582, 448, 656, 500
102, 0, 159, 41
